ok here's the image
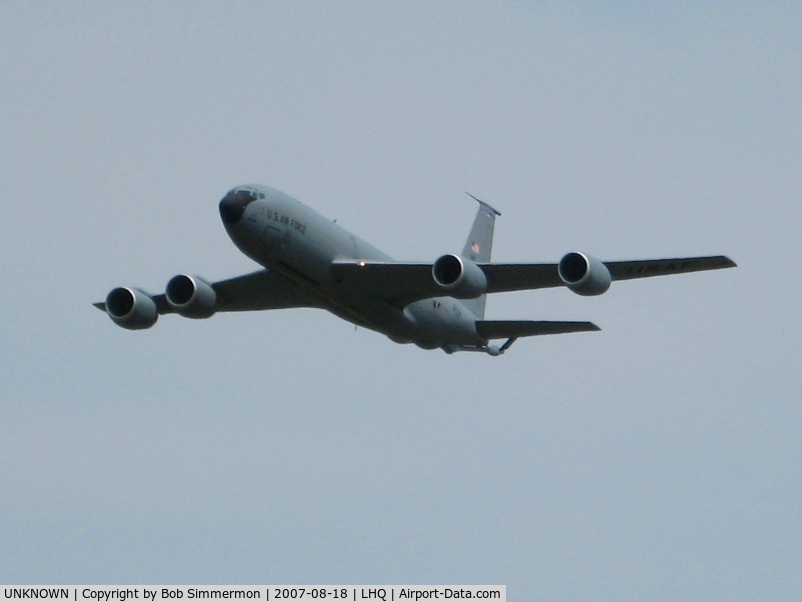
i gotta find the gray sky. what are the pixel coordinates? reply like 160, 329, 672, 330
1, 2, 800, 598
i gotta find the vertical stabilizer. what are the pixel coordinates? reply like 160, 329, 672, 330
461, 193, 501, 319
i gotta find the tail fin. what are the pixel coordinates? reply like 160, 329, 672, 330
461, 193, 501, 319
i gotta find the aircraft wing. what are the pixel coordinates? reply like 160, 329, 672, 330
331, 255, 735, 307
481, 255, 736, 292
479, 263, 562, 293
330, 260, 565, 302
603, 255, 737, 281
209, 269, 322, 311
93, 269, 320, 314
330, 260, 442, 307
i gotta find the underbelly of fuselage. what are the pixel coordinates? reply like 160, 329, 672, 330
231, 196, 483, 349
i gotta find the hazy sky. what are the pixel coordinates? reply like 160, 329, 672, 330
2, 2, 800, 599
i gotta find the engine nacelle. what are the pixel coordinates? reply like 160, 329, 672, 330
432, 254, 488, 299
105, 287, 158, 330
558, 252, 612, 296
165, 274, 217, 319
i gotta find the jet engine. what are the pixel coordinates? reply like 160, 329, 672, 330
105, 287, 158, 330
432, 254, 488, 299
558, 252, 612, 296
165, 274, 217, 318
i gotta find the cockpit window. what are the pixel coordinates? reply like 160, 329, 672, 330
220, 188, 265, 202
229, 188, 266, 200
234, 188, 256, 199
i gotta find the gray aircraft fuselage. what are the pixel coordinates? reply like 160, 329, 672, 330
219, 184, 480, 349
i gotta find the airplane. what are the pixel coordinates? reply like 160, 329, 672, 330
94, 184, 736, 356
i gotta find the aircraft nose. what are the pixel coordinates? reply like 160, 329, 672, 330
219, 190, 257, 225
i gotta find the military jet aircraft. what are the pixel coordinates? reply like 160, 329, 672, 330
94, 184, 736, 355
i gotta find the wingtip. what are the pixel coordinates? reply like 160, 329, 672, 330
92, 302, 106, 311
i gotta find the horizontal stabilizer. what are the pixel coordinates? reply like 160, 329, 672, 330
476, 320, 600, 340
